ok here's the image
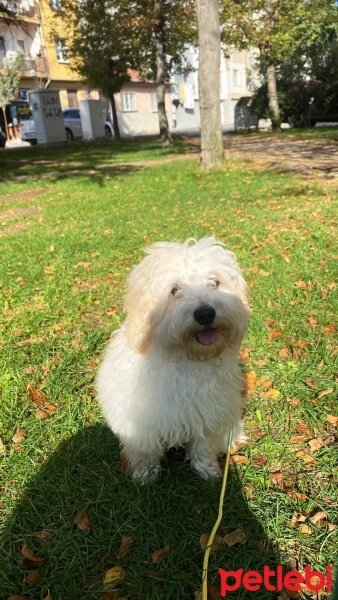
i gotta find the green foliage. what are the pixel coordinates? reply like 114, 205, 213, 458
0, 54, 23, 108
57, 0, 196, 96
221, 0, 338, 66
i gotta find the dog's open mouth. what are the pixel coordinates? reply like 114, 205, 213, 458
195, 328, 219, 345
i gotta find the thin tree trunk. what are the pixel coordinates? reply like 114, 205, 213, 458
110, 93, 120, 140
2, 106, 9, 140
266, 63, 281, 130
154, 0, 171, 147
195, 0, 223, 169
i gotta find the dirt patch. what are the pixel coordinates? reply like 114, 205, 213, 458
0, 188, 47, 206
0, 206, 40, 237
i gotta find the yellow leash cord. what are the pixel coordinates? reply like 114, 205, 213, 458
201, 428, 233, 600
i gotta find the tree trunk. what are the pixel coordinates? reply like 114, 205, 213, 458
110, 93, 121, 140
154, 0, 171, 147
195, 0, 223, 169
266, 63, 281, 130
1, 106, 9, 140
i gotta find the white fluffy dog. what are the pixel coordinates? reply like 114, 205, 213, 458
96, 238, 251, 483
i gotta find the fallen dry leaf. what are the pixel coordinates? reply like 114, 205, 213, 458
303, 378, 315, 389
323, 323, 336, 335
258, 378, 273, 389
100, 592, 119, 600
118, 535, 133, 559
287, 490, 307, 502
328, 523, 337, 532
290, 511, 307, 527
294, 280, 307, 288
199, 532, 224, 555
309, 511, 328, 527
298, 523, 312, 535
27, 384, 46, 405
308, 438, 323, 453
262, 388, 281, 400
223, 528, 246, 547
270, 471, 283, 485
307, 316, 318, 327
252, 454, 267, 467
326, 414, 338, 426
25, 570, 41, 586
207, 585, 222, 600
290, 435, 305, 444
318, 387, 334, 399
12, 428, 26, 444
295, 450, 316, 464
21, 545, 44, 566
103, 566, 125, 590
269, 329, 283, 339
151, 545, 172, 563
231, 454, 248, 464
244, 371, 257, 395
106, 306, 119, 315
75, 261, 92, 269
34, 529, 50, 540
239, 348, 250, 361
287, 397, 300, 407
74, 510, 91, 532
35, 404, 57, 420
0, 437, 4, 453
295, 423, 312, 438
278, 347, 291, 359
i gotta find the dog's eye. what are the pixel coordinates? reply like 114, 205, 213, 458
171, 286, 181, 296
209, 279, 220, 288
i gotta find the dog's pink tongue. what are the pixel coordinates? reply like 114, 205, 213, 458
196, 328, 219, 345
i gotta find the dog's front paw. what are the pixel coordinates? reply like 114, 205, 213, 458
190, 457, 222, 480
131, 463, 161, 484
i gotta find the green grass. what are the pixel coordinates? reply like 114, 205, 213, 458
0, 139, 337, 600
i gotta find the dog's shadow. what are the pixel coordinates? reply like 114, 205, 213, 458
1, 424, 286, 599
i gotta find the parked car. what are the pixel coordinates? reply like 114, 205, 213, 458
21, 108, 113, 144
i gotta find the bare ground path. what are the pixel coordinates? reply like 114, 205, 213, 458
223, 133, 338, 179
2, 133, 338, 182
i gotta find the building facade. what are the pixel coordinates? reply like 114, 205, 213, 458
0, 2, 258, 140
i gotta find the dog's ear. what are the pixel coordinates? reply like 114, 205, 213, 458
124, 255, 160, 354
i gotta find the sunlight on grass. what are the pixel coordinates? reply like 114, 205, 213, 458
0, 141, 337, 599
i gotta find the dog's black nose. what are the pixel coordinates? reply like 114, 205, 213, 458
193, 305, 216, 326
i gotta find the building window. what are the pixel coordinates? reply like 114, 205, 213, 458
0, 37, 6, 55
120, 92, 136, 112
17, 39, 26, 54
233, 69, 240, 87
151, 93, 158, 112
55, 38, 68, 63
49, 0, 60, 8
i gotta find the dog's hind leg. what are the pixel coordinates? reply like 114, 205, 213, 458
186, 437, 222, 480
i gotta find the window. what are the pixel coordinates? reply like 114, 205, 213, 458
233, 69, 240, 87
151, 93, 158, 112
55, 38, 68, 63
17, 39, 26, 54
49, 0, 60, 8
120, 92, 136, 112
0, 37, 6, 55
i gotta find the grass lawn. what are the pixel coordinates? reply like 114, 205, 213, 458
0, 138, 337, 600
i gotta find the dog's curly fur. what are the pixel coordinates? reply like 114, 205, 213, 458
96, 238, 251, 482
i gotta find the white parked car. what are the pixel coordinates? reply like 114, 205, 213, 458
21, 108, 113, 144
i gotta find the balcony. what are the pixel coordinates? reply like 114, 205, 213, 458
0, 53, 48, 76
0, 1, 40, 21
